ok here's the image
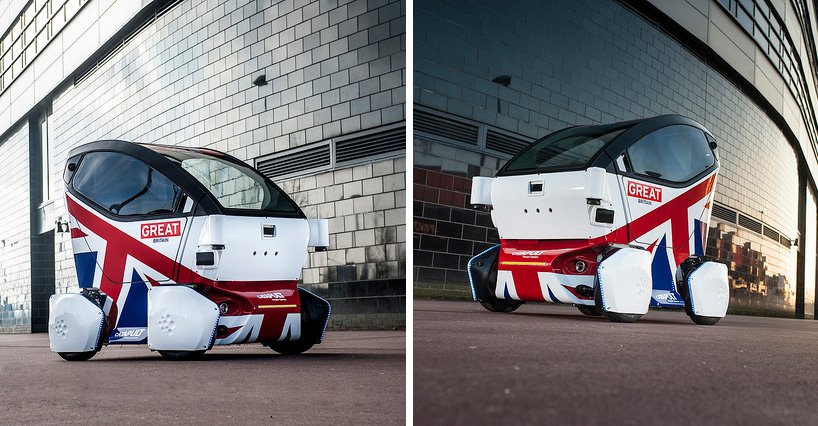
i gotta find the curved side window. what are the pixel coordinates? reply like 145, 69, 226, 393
179, 156, 299, 214
72, 151, 181, 216
626, 125, 715, 183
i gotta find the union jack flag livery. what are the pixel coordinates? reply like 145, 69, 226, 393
49, 140, 330, 360
468, 115, 730, 325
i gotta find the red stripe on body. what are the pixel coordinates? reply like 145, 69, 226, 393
70, 228, 87, 238
646, 238, 659, 253
616, 175, 715, 266
509, 269, 544, 301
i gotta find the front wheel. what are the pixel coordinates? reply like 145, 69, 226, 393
479, 299, 522, 313
688, 314, 721, 326
58, 351, 98, 361
158, 350, 206, 361
269, 340, 315, 355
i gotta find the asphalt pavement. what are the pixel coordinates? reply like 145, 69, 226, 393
414, 300, 818, 425
0, 330, 404, 425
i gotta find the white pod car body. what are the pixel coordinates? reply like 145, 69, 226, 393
468, 115, 729, 324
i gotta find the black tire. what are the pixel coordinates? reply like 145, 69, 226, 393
479, 298, 522, 313
603, 312, 642, 323
58, 351, 97, 361
689, 314, 721, 326
577, 305, 603, 316
269, 340, 315, 355
158, 350, 206, 361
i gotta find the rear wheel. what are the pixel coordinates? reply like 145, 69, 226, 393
603, 312, 642, 323
577, 305, 603, 317
269, 340, 315, 355
479, 298, 522, 313
58, 351, 98, 361
158, 350, 206, 361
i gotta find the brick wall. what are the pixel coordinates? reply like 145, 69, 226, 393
413, 0, 804, 314
413, 166, 496, 298
42, 0, 405, 329
0, 124, 31, 332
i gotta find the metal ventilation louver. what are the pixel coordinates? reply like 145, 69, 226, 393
738, 214, 763, 234
414, 109, 479, 145
711, 203, 737, 223
762, 226, 780, 242
256, 143, 331, 179
485, 129, 532, 156
780, 234, 792, 248
711, 203, 792, 247
335, 126, 405, 165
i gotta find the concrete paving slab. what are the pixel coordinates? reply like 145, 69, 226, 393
0, 331, 405, 425
414, 300, 818, 425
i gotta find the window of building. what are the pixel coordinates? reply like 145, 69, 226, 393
72, 151, 181, 216
39, 109, 51, 203
715, 0, 818, 155
0, 0, 90, 94
626, 125, 715, 183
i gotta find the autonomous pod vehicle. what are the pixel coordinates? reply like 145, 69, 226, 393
49, 140, 330, 360
468, 115, 729, 324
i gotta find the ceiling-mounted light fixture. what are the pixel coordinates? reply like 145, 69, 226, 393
491, 75, 512, 113
252, 74, 268, 86
492, 75, 511, 87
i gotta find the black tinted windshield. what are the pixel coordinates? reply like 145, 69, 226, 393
73, 151, 182, 216
500, 125, 629, 175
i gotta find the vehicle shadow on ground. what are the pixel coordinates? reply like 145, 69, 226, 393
491, 310, 698, 327
420, 305, 713, 327
89, 352, 405, 363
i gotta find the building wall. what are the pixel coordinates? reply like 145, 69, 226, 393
647, 0, 818, 181
413, 0, 811, 315
0, 123, 31, 332
0, 0, 406, 331
282, 157, 406, 328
